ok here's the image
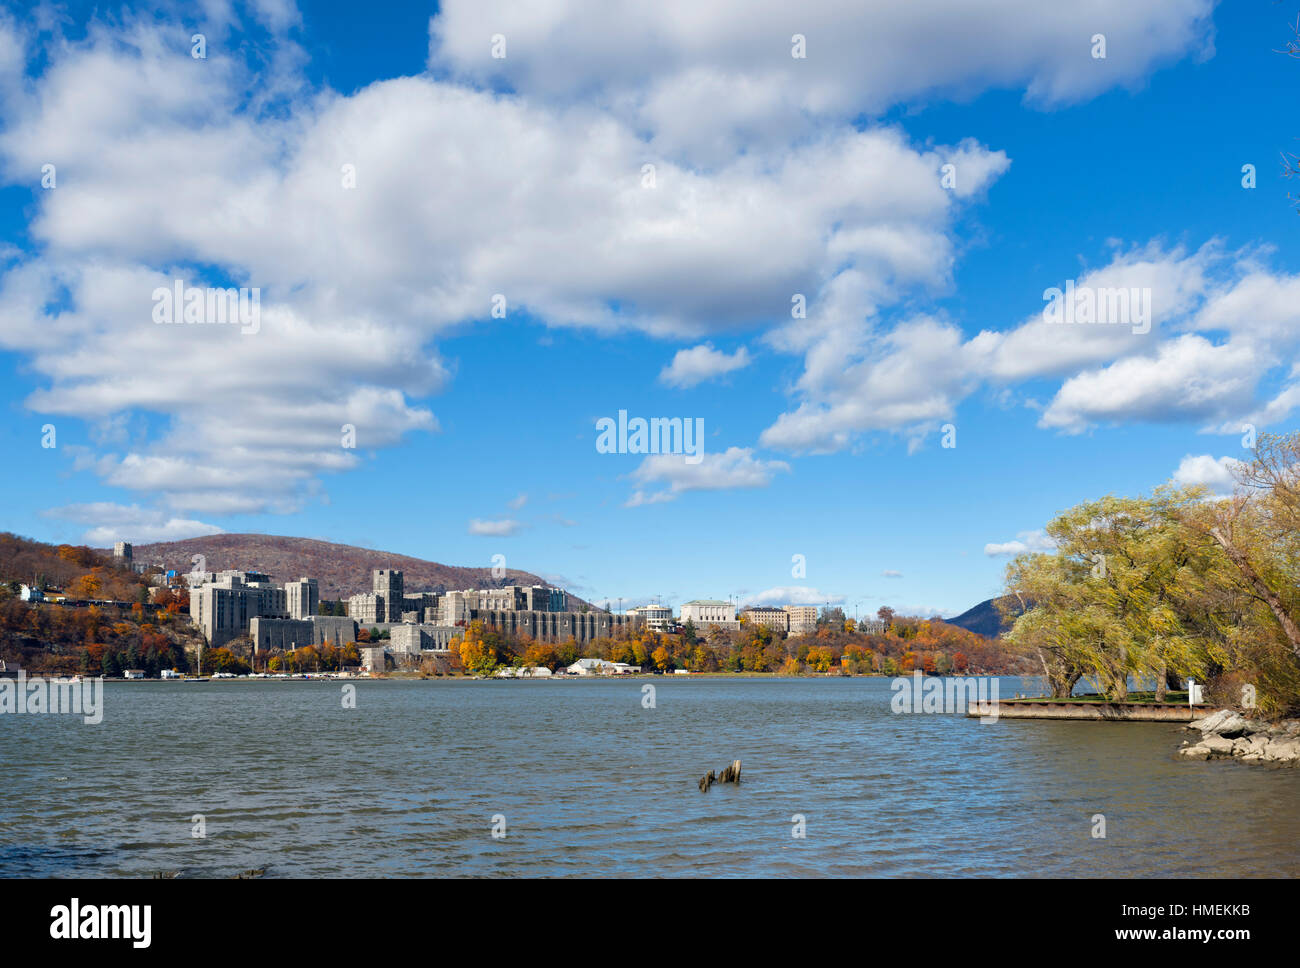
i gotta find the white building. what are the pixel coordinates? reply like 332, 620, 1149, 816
285, 578, 319, 619
19, 584, 44, 602
565, 658, 641, 676
628, 604, 674, 631
680, 600, 736, 625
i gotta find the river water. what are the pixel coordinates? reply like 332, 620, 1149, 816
2, 676, 1297, 877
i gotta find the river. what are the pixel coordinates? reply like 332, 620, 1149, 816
2, 676, 1297, 877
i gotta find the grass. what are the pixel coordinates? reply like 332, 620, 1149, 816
1008, 691, 1192, 705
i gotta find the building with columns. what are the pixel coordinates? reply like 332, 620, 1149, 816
681, 600, 737, 626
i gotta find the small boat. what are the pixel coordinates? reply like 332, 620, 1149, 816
182, 677, 210, 682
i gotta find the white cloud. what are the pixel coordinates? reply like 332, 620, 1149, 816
984, 529, 1056, 557
3, 6, 1284, 532
430, 1, 1214, 164
624, 490, 677, 508
971, 241, 1216, 382
44, 502, 224, 545
881, 570, 903, 578
1039, 334, 1258, 434
761, 242, 1300, 453
508, 492, 528, 509
659, 343, 751, 388
0, 14, 1009, 521
740, 586, 844, 607
628, 447, 790, 504
1172, 454, 1243, 494
467, 518, 522, 536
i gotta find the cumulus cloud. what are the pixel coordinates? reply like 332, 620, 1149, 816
430, 0, 1214, 164
627, 447, 789, 504
740, 586, 844, 607
984, 529, 1056, 557
763, 242, 1300, 453
0, 3, 1263, 535
467, 518, 522, 536
1038, 334, 1257, 434
0, 9, 1014, 523
659, 343, 751, 388
44, 502, 224, 545
1172, 454, 1244, 494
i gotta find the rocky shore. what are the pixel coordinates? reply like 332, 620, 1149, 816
1177, 709, 1300, 766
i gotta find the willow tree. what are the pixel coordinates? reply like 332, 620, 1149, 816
1179, 432, 1300, 714
1004, 487, 1229, 700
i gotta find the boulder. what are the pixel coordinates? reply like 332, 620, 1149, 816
1263, 740, 1300, 764
1178, 745, 1211, 760
1216, 713, 1251, 738
1201, 735, 1235, 754
1188, 709, 1231, 733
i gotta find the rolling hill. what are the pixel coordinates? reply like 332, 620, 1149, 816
125, 533, 582, 604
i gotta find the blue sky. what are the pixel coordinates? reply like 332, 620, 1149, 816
0, 1, 1297, 616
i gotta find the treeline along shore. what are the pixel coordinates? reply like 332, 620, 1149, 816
0, 531, 1029, 680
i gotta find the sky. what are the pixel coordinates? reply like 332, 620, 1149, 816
0, 0, 1297, 618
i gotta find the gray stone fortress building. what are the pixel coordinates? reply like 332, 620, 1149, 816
189, 567, 638, 655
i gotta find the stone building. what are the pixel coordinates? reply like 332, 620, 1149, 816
249, 615, 359, 653
784, 605, 819, 635
438, 590, 479, 626
740, 606, 790, 633
190, 573, 288, 650
373, 568, 403, 604
348, 592, 385, 624
286, 578, 319, 620
310, 615, 359, 648
249, 617, 313, 653
389, 624, 459, 655
474, 609, 640, 644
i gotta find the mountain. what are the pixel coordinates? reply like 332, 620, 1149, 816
125, 533, 582, 604
941, 595, 1027, 639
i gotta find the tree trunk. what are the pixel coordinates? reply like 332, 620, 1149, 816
1037, 648, 1077, 698
1155, 656, 1168, 702
1210, 526, 1300, 658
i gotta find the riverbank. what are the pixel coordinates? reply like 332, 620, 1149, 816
1177, 709, 1300, 766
